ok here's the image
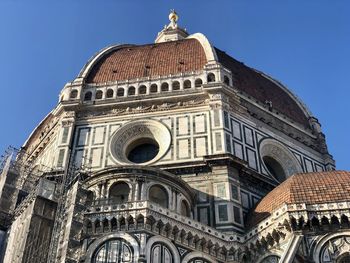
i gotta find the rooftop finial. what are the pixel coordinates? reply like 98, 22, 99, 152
155, 10, 188, 43
168, 9, 178, 28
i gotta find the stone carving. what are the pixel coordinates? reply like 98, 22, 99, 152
76, 99, 209, 119
177, 246, 188, 257
321, 236, 350, 262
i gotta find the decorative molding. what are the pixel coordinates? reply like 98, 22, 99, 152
76, 99, 209, 119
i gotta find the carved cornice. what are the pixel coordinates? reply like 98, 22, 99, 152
76, 98, 210, 120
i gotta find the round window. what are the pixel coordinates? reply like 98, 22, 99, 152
126, 138, 159, 163
110, 119, 171, 165
263, 156, 286, 182
259, 139, 302, 182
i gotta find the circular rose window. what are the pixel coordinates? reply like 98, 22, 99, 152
110, 119, 171, 165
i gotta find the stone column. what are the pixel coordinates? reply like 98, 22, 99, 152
138, 233, 147, 262
140, 181, 146, 201
172, 190, 177, 211
134, 180, 140, 201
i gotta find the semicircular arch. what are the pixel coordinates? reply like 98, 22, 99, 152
182, 252, 218, 263
84, 232, 139, 263
146, 235, 180, 263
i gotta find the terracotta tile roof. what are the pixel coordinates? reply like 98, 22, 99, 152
86, 39, 207, 83
85, 38, 309, 127
248, 171, 350, 227
215, 48, 309, 127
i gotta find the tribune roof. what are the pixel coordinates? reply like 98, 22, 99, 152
248, 171, 350, 227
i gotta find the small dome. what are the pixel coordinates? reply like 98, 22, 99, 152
249, 171, 350, 227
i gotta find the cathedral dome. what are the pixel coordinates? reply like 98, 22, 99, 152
84, 39, 207, 84
249, 171, 350, 226
215, 48, 311, 127
77, 35, 311, 128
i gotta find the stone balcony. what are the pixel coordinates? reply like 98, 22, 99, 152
84, 199, 243, 260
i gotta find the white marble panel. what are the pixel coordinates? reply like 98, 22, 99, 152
195, 137, 207, 157
90, 148, 103, 168
178, 139, 190, 158
234, 142, 244, 160
178, 117, 189, 135
77, 128, 90, 146
247, 148, 257, 170
305, 158, 314, 172
194, 115, 205, 133
92, 127, 105, 145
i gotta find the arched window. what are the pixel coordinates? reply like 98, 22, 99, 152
84, 91, 92, 101
150, 84, 158, 93
180, 200, 191, 217
139, 85, 147, 95
93, 239, 133, 263
172, 81, 180, 91
263, 156, 286, 182
207, 73, 216, 83
117, 88, 125, 97
70, 89, 78, 99
109, 182, 130, 203
106, 89, 114, 98
195, 78, 203, 87
128, 86, 136, 96
161, 83, 169, 92
224, 75, 230, 86
95, 90, 103, 100
149, 185, 168, 208
150, 243, 173, 263
184, 80, 191, 89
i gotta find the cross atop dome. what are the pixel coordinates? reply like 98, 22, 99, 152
155, 10, 189, 43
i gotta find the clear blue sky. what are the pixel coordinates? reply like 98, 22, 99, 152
0, 0, 349, 170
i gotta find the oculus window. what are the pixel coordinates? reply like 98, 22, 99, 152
126, 138, 159, 164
